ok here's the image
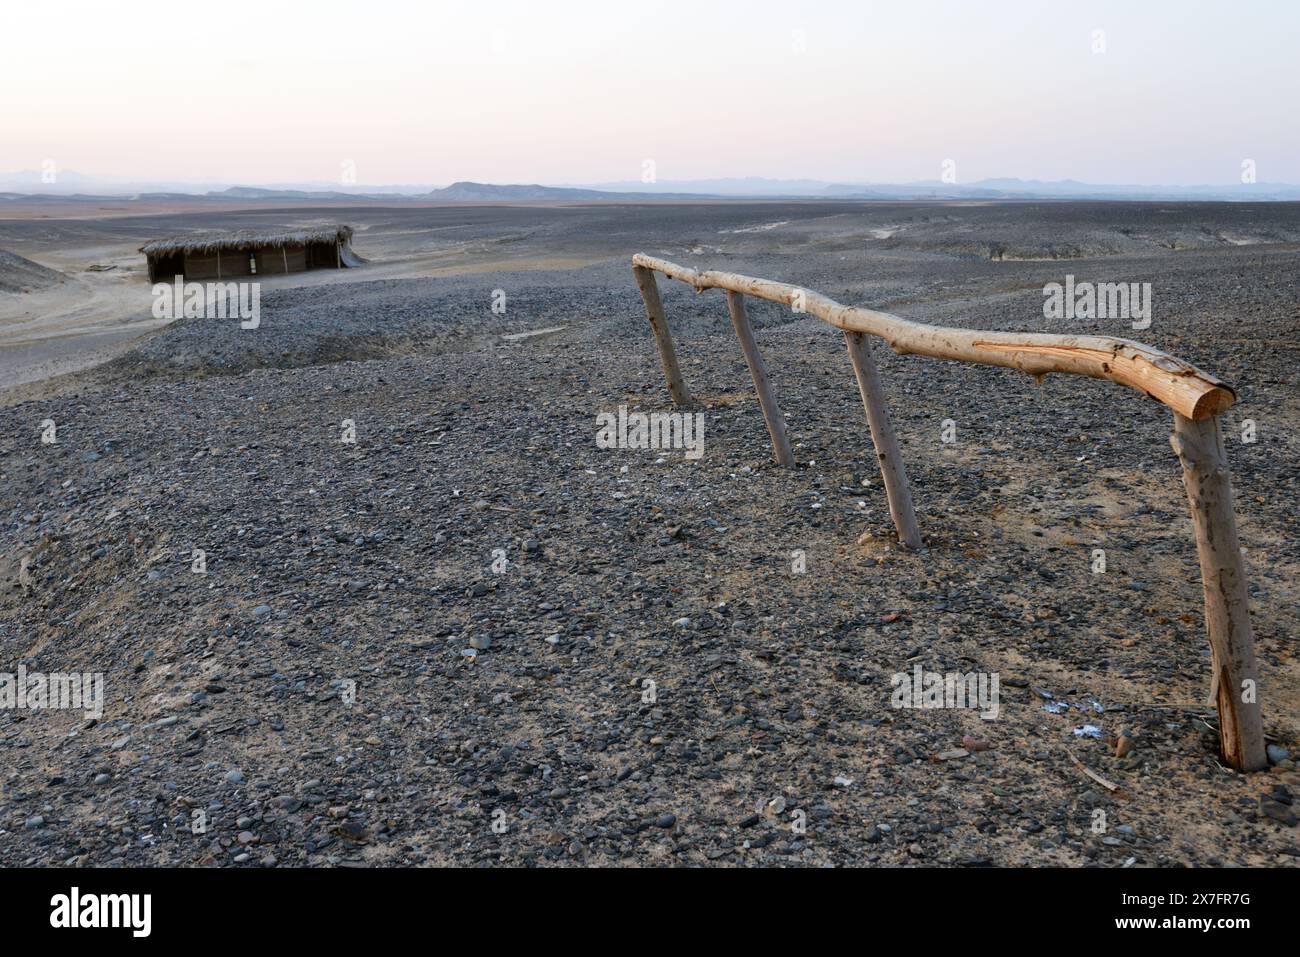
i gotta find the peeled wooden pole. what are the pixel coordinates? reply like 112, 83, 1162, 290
634, 254, 1234, 421
726, 291, 795, 466
844, 331, 922, 549
632, 264, 692, 406
1170, 413, 1267, 771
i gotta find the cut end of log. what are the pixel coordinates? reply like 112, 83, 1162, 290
1192, 385, 1237, 420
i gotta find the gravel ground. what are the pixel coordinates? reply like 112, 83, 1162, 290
0, 202, 1297, 867
0, 249, 66, 294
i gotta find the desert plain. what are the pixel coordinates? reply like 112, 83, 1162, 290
0, 199, 1296, 866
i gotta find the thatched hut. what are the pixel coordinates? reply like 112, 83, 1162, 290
140, 225, 360, 281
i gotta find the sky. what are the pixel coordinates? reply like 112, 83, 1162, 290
3, 0, 1297, 187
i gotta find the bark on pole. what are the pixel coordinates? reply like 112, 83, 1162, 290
844, 331, 922, 549
1171, 413, 1267, 772
632, 264, 692, 407
725, 291, 795, 467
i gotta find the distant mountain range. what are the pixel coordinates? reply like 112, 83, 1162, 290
3, 172, 1299, 203
574, 176, 1300, 201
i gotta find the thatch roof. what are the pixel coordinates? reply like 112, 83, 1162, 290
140, 225, 354, 257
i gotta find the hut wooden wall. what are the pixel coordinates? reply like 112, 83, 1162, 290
148, 252, 185, 282
254, 245, 307, 274
183, 249, 254, 280
307, 241, 342, 268
159, 242, 343, 279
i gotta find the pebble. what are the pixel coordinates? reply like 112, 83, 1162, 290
1266, 744, 1290, 765
224, 769, 245, 784
1259, 799, 1297, 827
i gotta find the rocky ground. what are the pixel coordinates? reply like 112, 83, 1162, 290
0, 202, 1296, 867
0, 250, 65, 295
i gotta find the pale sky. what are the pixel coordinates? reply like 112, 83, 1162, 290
4, 0, 1297, 186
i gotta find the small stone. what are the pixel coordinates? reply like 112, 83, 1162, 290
469, 635, 492, 650
25, 815, 45, 828
1266, 744, 1290, 765
833, 776, 854, 788
336, 821, 368, 842
672, 617, 691, 630
937, 748, 969, 761
961, 736, 991, 752
864, 826, 882, 843
93, 773, 110, 785
1260, 799, 1297, 827
1115, 735, 1135, 758
654, 813, 677, 828
224, 769, 244, 785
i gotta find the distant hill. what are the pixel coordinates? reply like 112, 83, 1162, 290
583, 176, 1300, 202
429, 181, 614, 201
